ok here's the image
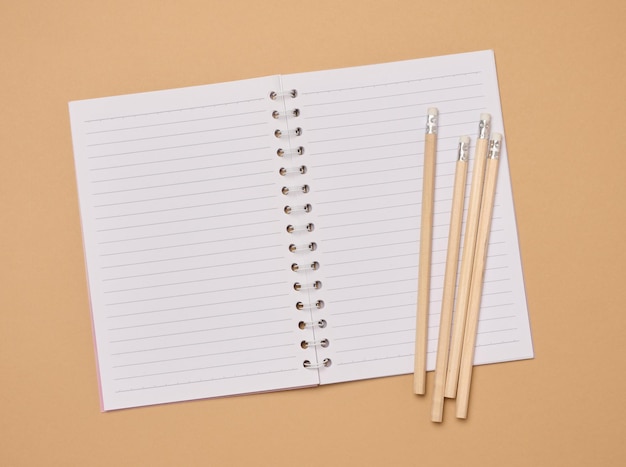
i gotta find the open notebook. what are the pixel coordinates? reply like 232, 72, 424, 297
69, 50, 533, 411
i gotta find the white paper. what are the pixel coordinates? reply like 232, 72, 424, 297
70, 76, 320, 410
70, 50, 533, 409
281, 50, 533, 384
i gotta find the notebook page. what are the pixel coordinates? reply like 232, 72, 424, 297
281, 51, 533, 384
70, 76, 319, 410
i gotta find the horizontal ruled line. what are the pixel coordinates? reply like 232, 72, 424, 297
319, 202, 417, 219
92, 158, 271, 183
477, 328, 518, 336
475, 339, 520, 348
308, 128, 414, 144
326, 277, 415, 293
314, 177, 419, 193
109, 318, 291, 343
95, 195, 275, 220
324, 252, 417, 268
307, 116, 478, 133
107, 294, 290, 319
88, 134, 266, 159
90, 147, 271, 172
317, 215, 416, 231
300, 75, 480, 96
312, 151, 417, 169
323, 240, 416, 255
108, 305, 291, 331
112, 343, 293, 368
105, 281, 285, 306
334, 328, 412, 342
84, 98, 265, 122
332, 302, 414, 316
482, 290, 514, 298
331, 289, 416, 304
99, 219, 280, 244
316, 191, 420, 208
335, 353, 412, 367
334, 315, 413, 329
311, 141, 418, 157
336, 340, 413, 354
325, 264, 415, 280
87, 122, 266, 146
96, 207, 276, 232
320, 207, 418, 222
115, 367, 300, 392
103, 255, 282, 281
104, 268, 283, 294
94, 183, 274, 208
321, 227, 417, 244
111, 330, 293, 355
304, 85, 482, 107
481, 277, 512, 286
86, 110, 266, 134
92, 170, 274, 195
313, 164, 420, 181
307, 115, 418, 132
306, 96, 484, 120
114, 355, 295, 381
101, 244, 282, 269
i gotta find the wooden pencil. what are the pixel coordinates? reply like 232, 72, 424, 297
413, 107, 438, 395
455, 133, 502, 419
444, 114, 491, 398
431, 136, 470, 422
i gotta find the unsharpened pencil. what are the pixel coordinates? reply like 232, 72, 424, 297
413, 107, 438, 395
445, 114, 491, 398
431, 136, 469, 422
455, 133, 502, 419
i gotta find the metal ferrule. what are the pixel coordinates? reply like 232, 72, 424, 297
488, 137, 502, 159
426, 113, 438, 135
458, 138, 470, 162
478, 118, 491, 139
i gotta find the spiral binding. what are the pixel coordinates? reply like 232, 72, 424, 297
296, 300, 325, 311
303, 358, 332, 369
270, 87, 330, 371
275, 127, 303, 138
286, 223, 314, 234
283, 203, 311, 214
276, 146, 305, 157
298, 319, 327, 329
291, 261, 319, 272
293, 281, 322, 291
281, 184, 309, 195
288, 242, 317, 253
279, 165, 307, 176
269, 89, 298, 100
300, 339, 330, 349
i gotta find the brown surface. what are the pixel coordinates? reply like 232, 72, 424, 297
2, 1, 625, 465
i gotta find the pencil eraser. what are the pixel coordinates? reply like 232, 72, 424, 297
492, 132, 502, 141
460, 135, 470, 144
480, 113, 491, 122
427, 107, 438, 116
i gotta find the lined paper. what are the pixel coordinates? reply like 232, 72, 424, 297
70, 50, 532, 409
70, 77, 320, 410
281, 50, 533, 384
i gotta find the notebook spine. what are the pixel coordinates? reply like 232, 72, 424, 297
269, 87, 331, 370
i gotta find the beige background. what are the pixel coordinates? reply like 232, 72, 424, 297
2, 1, 625, 465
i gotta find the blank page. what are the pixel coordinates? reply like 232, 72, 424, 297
281, 50, 533, 384
70, 76, 320, 410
